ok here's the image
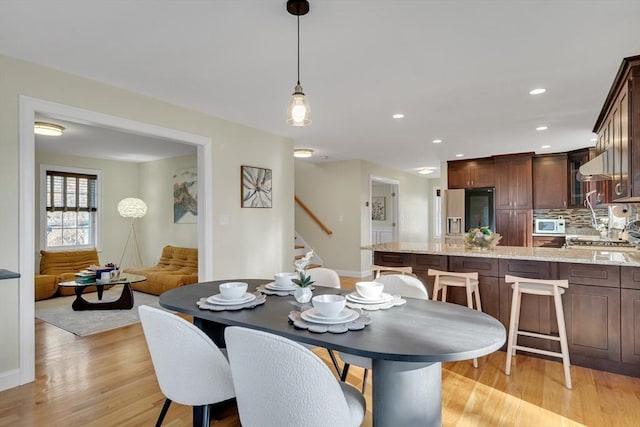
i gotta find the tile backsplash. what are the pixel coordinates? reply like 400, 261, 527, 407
534, 205, 638, 235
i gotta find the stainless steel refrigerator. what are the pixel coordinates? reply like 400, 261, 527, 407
444, 188, 495, 239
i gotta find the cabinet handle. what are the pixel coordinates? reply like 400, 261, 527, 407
563, 201, 567, 208
615, 183, 623, 196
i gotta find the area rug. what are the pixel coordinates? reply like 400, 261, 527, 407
35, 288, 162, 337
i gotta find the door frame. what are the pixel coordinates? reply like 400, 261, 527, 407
369, 175, 400, 244
17, 96, 213, 387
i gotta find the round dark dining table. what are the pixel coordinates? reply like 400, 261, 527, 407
159, 279, 506, 427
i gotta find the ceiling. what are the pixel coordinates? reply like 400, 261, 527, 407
3, 1, 640, 176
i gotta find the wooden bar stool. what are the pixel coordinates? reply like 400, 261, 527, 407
428, 268, 481, 367
504, 274, 572, 389
371, 264, 414, 279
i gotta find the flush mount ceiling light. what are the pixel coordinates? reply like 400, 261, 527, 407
455, 153, 464, 158
417, 168, 434, 175
432, 139, 442, 144
392, 113, 405, 119
34, 121, 65, 136
536, 125, 548, 131
529, 88, 546, 95
294, 148, 314, 158
541, 145, 551, 149
286, 0, 311, 127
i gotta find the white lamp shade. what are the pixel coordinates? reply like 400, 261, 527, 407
118, 197, 147, 218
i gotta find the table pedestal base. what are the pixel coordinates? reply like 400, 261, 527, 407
71, 284, 134, 311
372, 359, 442, 427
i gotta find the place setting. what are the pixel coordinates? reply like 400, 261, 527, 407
288, 294, 372, 334
197, 282, 266, 311
344, 281, 406, 311
256, 272, 314, 296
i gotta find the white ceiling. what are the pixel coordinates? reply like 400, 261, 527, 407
3, 1, 640, 176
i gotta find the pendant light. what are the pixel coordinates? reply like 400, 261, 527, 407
286, 0, 311, 126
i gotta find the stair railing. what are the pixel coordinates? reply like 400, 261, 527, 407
294, 196, 333, 235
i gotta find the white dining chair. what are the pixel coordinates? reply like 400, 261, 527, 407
305, 267, 341, 288
138, 305, 235, 427
225, 326, 366, 427
340, 274, 429, 392
370, 264, 415, 278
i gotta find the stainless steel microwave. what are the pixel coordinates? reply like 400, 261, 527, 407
534, 218, 566, 234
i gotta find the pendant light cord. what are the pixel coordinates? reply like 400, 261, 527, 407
297, 15, 300, 85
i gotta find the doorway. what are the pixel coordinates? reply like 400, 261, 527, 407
18, 96, 213, 386
369, 176, 400, 245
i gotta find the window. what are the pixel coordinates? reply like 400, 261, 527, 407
43, 168, 100, 249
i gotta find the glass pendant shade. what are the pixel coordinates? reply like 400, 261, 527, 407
286, 84, 311, 126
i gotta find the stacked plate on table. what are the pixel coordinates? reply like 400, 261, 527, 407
346, 281, 392, 305
345, 292, 394, 305
206, 292, 257, 306
300, 294, 359, 325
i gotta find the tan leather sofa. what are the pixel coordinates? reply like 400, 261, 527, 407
124, 245, 198, 296
36, 248, 102, 300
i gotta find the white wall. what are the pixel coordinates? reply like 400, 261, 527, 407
294, 158, 430, 277
0, 54, 293, 389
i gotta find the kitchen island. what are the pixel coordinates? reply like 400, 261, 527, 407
364, 242, 640, 377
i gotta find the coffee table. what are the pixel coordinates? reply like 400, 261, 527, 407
59, 273, 146, 311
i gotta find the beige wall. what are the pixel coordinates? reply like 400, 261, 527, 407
0, 54, 293, 388
138, 154, 198, 266
294, 158, 430, 276
34, 151, 141, 269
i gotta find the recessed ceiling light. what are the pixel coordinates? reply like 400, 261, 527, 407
293, 148, 314, 158
536, 126, 548, 131
392, 113, 405, 119
529, 88, 546, 95
34, 122, 64, 136
541, 145, 551, 149
432, 139, 442, 144
455, 154, 464, 158
417, 168, 434, 175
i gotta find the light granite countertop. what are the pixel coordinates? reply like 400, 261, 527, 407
363, 242, 640, 267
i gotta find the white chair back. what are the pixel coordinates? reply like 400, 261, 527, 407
225, 326, 364, 427
375, 274, 429, 299
138, 305, 235, 406
371, 264, 414, 278
306, 267, 341, 288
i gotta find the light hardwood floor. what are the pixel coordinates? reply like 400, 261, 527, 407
2, 278, 639, 426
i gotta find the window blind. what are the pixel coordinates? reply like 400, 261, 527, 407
45, 171, 97, 212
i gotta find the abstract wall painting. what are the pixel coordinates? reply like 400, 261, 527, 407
173, 168, 198, 223
372, 196, 386, 221
241, 165, 272, 208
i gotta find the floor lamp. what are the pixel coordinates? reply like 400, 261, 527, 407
118, 197, 147, 268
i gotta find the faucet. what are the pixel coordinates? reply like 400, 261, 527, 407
585, 190, 599, 231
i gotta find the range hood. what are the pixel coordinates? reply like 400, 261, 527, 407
578, 150, 612, 181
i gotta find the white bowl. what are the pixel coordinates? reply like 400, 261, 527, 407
355, 281, 384, 300
274, 272, 297, 287
312, 294, 346, 318
219, 282, 248, 300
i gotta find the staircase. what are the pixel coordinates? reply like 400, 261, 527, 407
294, 232, 322, 269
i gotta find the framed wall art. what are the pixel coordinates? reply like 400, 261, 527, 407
173, 167, 197, 223
372, 196, 386, 221
241, 165, 272, 208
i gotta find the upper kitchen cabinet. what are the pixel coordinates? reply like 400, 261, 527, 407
494, 154, 533, 210
568, 148, 596, 208
533, 154, 568, 209
447, 158, 494, 189
592, 55, 640, 202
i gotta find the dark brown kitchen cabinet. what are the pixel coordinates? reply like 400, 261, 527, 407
447, 257, 500, 321
447, 158, 494, 189
533, 154, 568, 209
411, 254, 448, 297
568, 148, 596, 208
559, 263, 621, 362
532, 236, 565, 248
495, 154, 533, 210
495, 209, 532, 247
592, 55, 640, 202
621, 267, 640, 365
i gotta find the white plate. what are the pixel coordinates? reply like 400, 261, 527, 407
207, 293, 256, 305
300, 308, 359, 324
346, 292, 393, 304
265, 282, 297, 291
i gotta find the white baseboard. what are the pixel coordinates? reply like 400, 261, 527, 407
0, 368, 21, 392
